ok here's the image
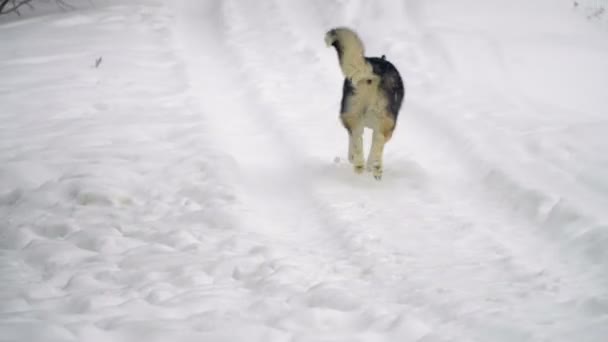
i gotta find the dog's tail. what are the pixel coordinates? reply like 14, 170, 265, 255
325, 27, 374, 83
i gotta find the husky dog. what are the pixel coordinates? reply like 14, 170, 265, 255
325, 27, 404, 180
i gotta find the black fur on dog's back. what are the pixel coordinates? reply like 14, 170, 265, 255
366, 56, 404, 117
339, 56, 404, 119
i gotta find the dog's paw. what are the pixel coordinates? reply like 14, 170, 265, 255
354, 164, 365, 174
372, 164, 383, 180
366, 159, 375, 171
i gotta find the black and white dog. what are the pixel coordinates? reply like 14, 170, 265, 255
325, 27, 404, 180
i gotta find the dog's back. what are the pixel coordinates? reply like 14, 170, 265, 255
365, 56, 404, 120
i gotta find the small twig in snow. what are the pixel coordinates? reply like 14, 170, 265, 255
55, 0, 75, 11
94, 56, 103, 68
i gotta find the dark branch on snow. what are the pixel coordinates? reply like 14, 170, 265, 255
0, 0, 34, 16
0, 0, 76, 16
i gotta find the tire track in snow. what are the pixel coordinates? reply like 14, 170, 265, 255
218, 0, 445, 297
209, 0, 608, 340
174, 0, 441, 339
218, 0, 394, 265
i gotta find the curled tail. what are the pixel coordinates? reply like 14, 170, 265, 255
325, 27, 375, 84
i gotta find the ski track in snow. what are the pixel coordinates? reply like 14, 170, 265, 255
1, 0, 608, 341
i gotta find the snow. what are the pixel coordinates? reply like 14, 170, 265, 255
1, 0, 607, 341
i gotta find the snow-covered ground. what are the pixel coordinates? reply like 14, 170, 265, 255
1, 0, 607, 341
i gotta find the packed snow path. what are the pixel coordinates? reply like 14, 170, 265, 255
1, 0, 607, 341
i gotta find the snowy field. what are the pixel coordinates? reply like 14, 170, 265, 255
1, 0, 607, 341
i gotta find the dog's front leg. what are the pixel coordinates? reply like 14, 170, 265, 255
368, 129, 386, 180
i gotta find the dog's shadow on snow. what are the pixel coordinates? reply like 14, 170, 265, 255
308, 156, 430, 191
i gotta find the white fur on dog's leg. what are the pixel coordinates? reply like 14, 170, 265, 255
351, 129, 365, 174
366, 156, 374, 172
348, 134, 355, 163
366, 158, 373, 172
369, 130, 386, 180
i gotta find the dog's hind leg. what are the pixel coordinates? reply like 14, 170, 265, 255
351, 126, 365, 174
341, 113, 365, 174
367, 113, 395, 180
368, 130, 386, 180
